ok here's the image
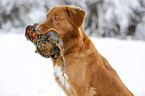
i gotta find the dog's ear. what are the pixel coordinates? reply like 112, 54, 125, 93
65, 6, 86, 28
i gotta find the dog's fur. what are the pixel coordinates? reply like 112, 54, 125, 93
36, 5, 133, 96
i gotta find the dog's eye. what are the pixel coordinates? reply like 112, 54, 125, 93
54, 17, 59, 20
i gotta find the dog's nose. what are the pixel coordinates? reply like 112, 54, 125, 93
35, 27, 41, 34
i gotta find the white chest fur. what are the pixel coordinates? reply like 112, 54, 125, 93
54, 65, 71, 92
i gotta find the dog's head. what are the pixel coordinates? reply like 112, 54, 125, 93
36, 5, 86, 40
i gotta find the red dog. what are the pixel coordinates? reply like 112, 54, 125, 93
36, 5, 134, 96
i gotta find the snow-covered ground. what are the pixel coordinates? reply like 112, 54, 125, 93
0, 33, 145, 96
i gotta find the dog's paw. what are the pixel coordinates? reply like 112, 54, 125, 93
86, 87, 97, 96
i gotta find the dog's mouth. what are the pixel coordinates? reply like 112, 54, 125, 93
36, 30, 63, 58
25, 24, 63, 59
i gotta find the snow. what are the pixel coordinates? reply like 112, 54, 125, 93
0, 33, 145, 96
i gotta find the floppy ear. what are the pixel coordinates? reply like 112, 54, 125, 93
65, 6, 86, 28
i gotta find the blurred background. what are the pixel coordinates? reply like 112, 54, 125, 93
0, 0, 145, 40
0, 0, 145, 96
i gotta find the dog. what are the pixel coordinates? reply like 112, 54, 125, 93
36, 5, 134, 96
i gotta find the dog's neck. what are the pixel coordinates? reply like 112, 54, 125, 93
62, 27, 85, 56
